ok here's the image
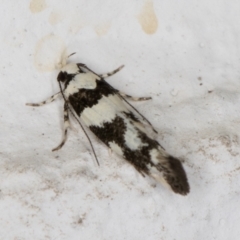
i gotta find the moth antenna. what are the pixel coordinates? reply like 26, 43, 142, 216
58, 82, 100, 166
68, 52, 76, 58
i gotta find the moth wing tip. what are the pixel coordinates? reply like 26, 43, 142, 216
164, 156, 190, 195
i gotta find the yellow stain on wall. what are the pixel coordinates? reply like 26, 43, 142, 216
49, 10, 65, 25
94, 23, 111, 36
137, 0, 158, 34
34, 34, 66, 72
29, 0, 47, 13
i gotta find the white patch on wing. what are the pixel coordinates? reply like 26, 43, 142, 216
81, 94, 129, 127
64, 72, 100, 98
109, 141, 124, 156
149, 149, 168, 165
149, 149, 160, 165
123, 118, 149, 150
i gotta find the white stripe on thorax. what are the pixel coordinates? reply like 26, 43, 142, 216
64, 72, 100, 98
61, 63, 79, 74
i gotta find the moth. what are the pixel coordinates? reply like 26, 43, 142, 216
27, 59, 190, 195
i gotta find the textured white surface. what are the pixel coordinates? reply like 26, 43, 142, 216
1, 0, 240, 239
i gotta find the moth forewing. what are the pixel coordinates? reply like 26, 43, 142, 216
27, 61, 190, 195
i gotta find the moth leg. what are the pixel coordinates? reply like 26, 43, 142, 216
100, 65, 124, 78
26, 92, 61, 107
119, 92, 151, 101
52, 102, 70, 151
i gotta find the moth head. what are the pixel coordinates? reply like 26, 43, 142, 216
56, 52, 79, 81
57, 63, 80, 83
57, 71, 68, 83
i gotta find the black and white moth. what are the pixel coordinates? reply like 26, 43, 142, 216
27, 60, 190, 195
